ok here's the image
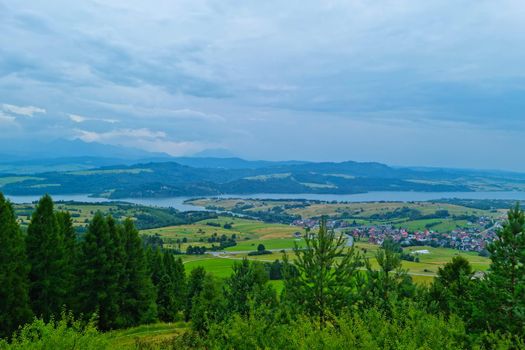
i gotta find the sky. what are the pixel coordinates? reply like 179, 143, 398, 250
1, 1, 525, 171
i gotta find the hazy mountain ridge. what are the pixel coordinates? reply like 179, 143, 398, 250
1, 156, 524, 198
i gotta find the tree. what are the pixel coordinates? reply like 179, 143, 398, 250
117, 218, 157, 327
474, 204, 525, 334
257, 244, 266, 252
76, 213, 120, 330
428, 256, 474, 317
185, 267, 206, 321
283, 217, 362, 327
191, 275, 226, 333
361, 238, 415, 312
0, 194, 32, 337
56, 211, 78, 307
26, 195, 68, 319
224, 259, 274, 316
165, 254, 186, 315
155, 253, 186, 322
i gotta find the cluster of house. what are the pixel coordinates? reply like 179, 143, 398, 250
291, 218, 501, 252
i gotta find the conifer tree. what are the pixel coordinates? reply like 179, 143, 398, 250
224, 259, 272, 316
56, 211, 77, 307
118, 218, 157, 326
474, 204, 525, 334
362, 238, 414, 312
26, 194, 67, 319
0, 194, 32, 338
428, 256, 474, 317
76, 212, 120, 330
166, 254, 186, 314
283, 217, 362, 327
185, 266, 206, 321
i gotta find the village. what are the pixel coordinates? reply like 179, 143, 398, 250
292, 216, 501, 253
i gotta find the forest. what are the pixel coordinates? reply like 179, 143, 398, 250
0, 193, 524, 349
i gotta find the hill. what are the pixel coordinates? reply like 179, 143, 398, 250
1, 158, 525, 198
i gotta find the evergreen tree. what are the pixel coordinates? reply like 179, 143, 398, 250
156, 253, 186, 321
168, 255, 187, 314
76, 212, 120, 330
191, 275, 226, 333
474, 204, 525, 334
224, 259, 273, 316
26, 195, 67, 319
362, 238, 415, 312
56, 211, 77, 308
118, 218, 157, 326
185, 267, 206, 321
428, 256, 474, 317
156, 273, 176, 322
283, 217, 362, 327
0, 194, 32, 338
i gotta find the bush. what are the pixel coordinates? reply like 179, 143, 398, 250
0, 312, 108, 350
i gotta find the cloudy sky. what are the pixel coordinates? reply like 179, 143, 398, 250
1, 1, 525, 170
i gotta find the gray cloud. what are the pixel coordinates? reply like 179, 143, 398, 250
1, 1, 525, 169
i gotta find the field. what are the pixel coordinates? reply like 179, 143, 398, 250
170, 215, 492, 285
108, 322, 186, 349
142, 216, 299, 244
188, 198, 504, 219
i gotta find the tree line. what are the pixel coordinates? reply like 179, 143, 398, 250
0, 194, 190, 337
1, 193, 525, 348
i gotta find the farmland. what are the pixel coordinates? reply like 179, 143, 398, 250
141, 213, 492, 285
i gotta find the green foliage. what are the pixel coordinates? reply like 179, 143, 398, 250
26, 195, 68, 320
76, 212, 121, 330
283, 217, 362, 326
0, 312, 108, 350
427, 256, 474, 317
361, 238, 415, 312
181, 304, 470, 350
190, 275, 225, 333
224, 259, 276, 317
153, 253, 186, 322
184, 267, 206, 322
472, 204, 525, 334
0, 194, 32, 338
117, 218, 157, 327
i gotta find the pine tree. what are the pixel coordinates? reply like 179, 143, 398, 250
224, 259, 271, 316
362, 238, 414, 312
56, 211, 77, 308
191, 275, 225, 333
166, 254, 186, 314
428, 256, 474, 317
76, 212, 120, 330
0, 193, 32, 338
118, 218, 157, 326
474, 204, 525, 334
185, 267, 206, 322
283, 217, 362, 327
26, 194, 67, 319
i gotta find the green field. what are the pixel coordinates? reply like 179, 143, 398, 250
179, 240, 491, 285
0, 176, 42, 187
142, 216, 299, 244
108, 322, 186, 349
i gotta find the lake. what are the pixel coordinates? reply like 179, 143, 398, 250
6, 191, 525, 211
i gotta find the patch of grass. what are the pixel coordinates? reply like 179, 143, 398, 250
0, 176, 42, 187
108, 322, 186, 349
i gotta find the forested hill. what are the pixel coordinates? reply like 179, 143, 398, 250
1, 158, 525, 198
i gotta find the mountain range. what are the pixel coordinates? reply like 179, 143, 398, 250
1, 140, 525, 199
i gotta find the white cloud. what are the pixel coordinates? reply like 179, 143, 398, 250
75, 128, 167, 142
2, 104, 46, 117
69, 114, 118, 124
0, 112, 17, 125
74, 127, 208, 156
